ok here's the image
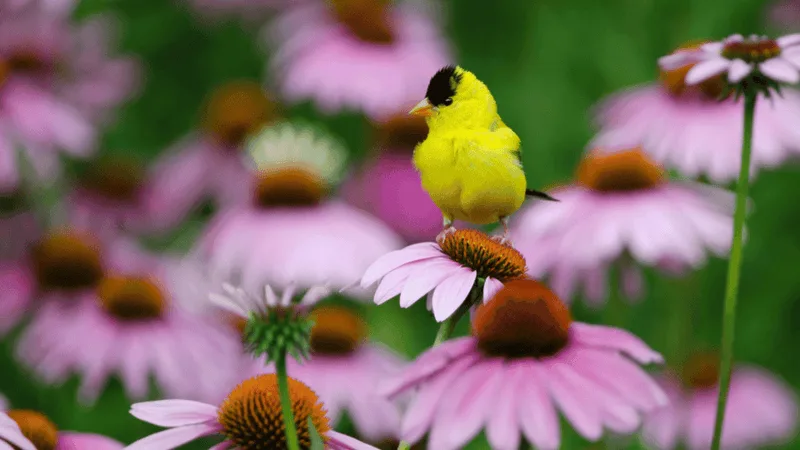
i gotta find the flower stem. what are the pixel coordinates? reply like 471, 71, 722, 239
275, 352, 300, 450
433, 283, 481, 346
710, 90, 757, 450
433, 315, 458, 346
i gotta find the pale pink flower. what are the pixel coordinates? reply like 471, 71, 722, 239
198, 121, 402, 298
141, 81, 278, 233
127, 374, 379, 450
511, 149, 736, 306
15, 239, 242, 405
266, 0, 452, 121
0, 0, 76, 16
591, 38, 800, 183
642, 358, 797, 449
361, 228, 529, 321
0, 410, 122, 450
0, 4, 138, 190
0, 262, 35, 336
382, 279, 666, 450
769, 0, 800, 32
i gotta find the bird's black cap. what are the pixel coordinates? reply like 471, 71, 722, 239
426, 65, 462, 106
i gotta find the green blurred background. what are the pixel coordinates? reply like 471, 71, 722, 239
2, 0, 799, 448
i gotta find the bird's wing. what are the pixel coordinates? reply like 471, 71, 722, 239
489, 117, 522, 163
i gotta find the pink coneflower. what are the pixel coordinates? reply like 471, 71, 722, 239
141, 81, 278, 233
642, 353, 798, 449
0, 3, 138, 190
15, 240, 242, 404
343, 115, 442, 243
381, 279, 666, 450
127, 373, 380, 449
1, 409, 122, 450
591, 38, 800, 183
266, 0, 452, 121
0, 262, 34, 336
361, 229, 528, 321
510, 148, 735, 306
198, 121, 402, 297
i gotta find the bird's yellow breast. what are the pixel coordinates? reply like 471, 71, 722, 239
413, 128, 526, 225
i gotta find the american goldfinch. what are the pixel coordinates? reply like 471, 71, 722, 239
409, 65, 556, 244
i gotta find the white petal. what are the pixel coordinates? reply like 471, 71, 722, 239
685, 58, 732, 85
264, 284, 280, 308
301, 285, 331, 306
208, 293, 246, 318
280, 284, 297, 307
760, 58, 800, 84
728, 59, 753, 83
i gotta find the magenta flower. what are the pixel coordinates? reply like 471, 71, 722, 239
360, 229, 527, 321
127, 374, 379, 449
15, 239, 242, 404
1, 409, 122, 450
343, 115, 442, 243
642, 355, 798, 449
198, 121, 402, 297
510, 149, 735, 306
381, 279, 666, 450
0, 3, 138, 190
266, 0, 452, 120
591, 38, 800, 182
141, 81, 277, 233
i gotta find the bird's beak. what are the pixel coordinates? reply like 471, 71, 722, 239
408, 99, 434, 117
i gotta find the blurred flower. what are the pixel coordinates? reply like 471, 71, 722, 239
591, 40, 800, 183
197, 121, 402, 297
0, 409, 122, 450
266, 0, 452, 120
769, 0, 800, 32
0, 4, 139, 191
642, 353, 798, 449
343, 115, 442, 243
15, 240, 241, 404
511, 149, 736, 306
0, 262, 35, 336
0, 190, 40, 261
141, 81, 278, 233
361, 229, 527, 321
381, 279, 666, 450
283, 305, 406, 442
184, 0, 289, 22
127, 374, 380, 449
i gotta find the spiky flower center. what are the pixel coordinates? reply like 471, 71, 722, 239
661, 41, 728, 99
218, 374, 331, 450
6, 410, 59, 450
203, 82, 276, 148
374, 115, 429, 150
79, 157, 144, 202
577, 148, 665, 193
722, 38, 781, 63
309, 306, 367, 355
472, 278, 572, 358
254, 167, 326, 208
243, 307, 314, 364
330, 0, 394, 44
439, 229, 527, 282
681, 351, 720, 390
97, 276, 166, 321
31, 231, 104, 291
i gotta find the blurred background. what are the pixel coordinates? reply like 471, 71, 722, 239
1, 0, 799, 448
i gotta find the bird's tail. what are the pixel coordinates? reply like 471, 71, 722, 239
525, 189, 558, 202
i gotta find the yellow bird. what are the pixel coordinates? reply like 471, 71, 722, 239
409, 65, 557, 244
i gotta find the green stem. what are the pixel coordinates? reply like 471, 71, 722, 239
603, 263, 627, 328
433, 283, 481, 346
666, 272, 696, 367
710, 91, 756, 450
433, 315, 458, 346
275, 352, 300, 450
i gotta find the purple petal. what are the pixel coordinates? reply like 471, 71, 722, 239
777, 33, 800, 48
570, 322, 664, 364
728, 59, 753, 83
685, 58, 732, 85
760, 58, 800, 83
360, 243, 442, 288
122, 422, 220, 450
130, 400, 218, 427
482, 277, 504, 303
431, 269, 478, 322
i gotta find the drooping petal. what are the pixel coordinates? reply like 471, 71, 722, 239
130, 400, 219, 427
431, 269, 478, 322
570, 322, 664, 364
482, 277, 504, 303
777, 33, 800, 48
379, 338, 476, 398
56, 433, 123, 450
759, 58, 800, 84
398, 259, 464, 308
326, 431, 380, 450
517, 361, 561, 450
125, 423, 221, 450
685, 58, 732, 85
360, 243, 442, 288
727, 59, 753, 83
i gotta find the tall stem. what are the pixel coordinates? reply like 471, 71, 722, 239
275, 352, 300, 450
710, 91, 756, 450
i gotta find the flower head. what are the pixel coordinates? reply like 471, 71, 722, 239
360, 229, 527, 321
30, 229, 104, 292
127, 374, 380, 450
381, 279, 665, 450
0, 409, 122, 450
511, 148, 736, 306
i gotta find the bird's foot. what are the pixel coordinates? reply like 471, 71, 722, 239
436, 226, 457, 245
491, 233, 512, 246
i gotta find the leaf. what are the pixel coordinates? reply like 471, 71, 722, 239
308, 417, 325, 450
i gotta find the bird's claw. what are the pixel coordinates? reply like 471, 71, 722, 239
436, 226, 457, 245
491, 234, 512, 246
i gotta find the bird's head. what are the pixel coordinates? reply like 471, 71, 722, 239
408, 65, 497, 131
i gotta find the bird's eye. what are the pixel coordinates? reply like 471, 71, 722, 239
443, 97, 453, 106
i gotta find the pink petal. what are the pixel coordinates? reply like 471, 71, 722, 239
728, 59, 753, 83
658, 51, 702, 70
56, 433, 123, 450
760, 58, 800, 83
399, 259, 463, 308
373, 263, 415, 304
482, 277, 504, 303
517, 361, 561, 450
130, 400, 218, 427
783, 47, 800, 68
431, 269, 478, 322
326, 431, 378, 450
543, 362, 603, 441
379, 338, 476, 398
0, 419, 35, 450
685, 58, 732, 85
777, 33, 800, 48
486, 363, 522, 450
570, 322, 664, 364
208, 443, 232, 450
360, 243, 442, 288
125, 423, 221, 450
